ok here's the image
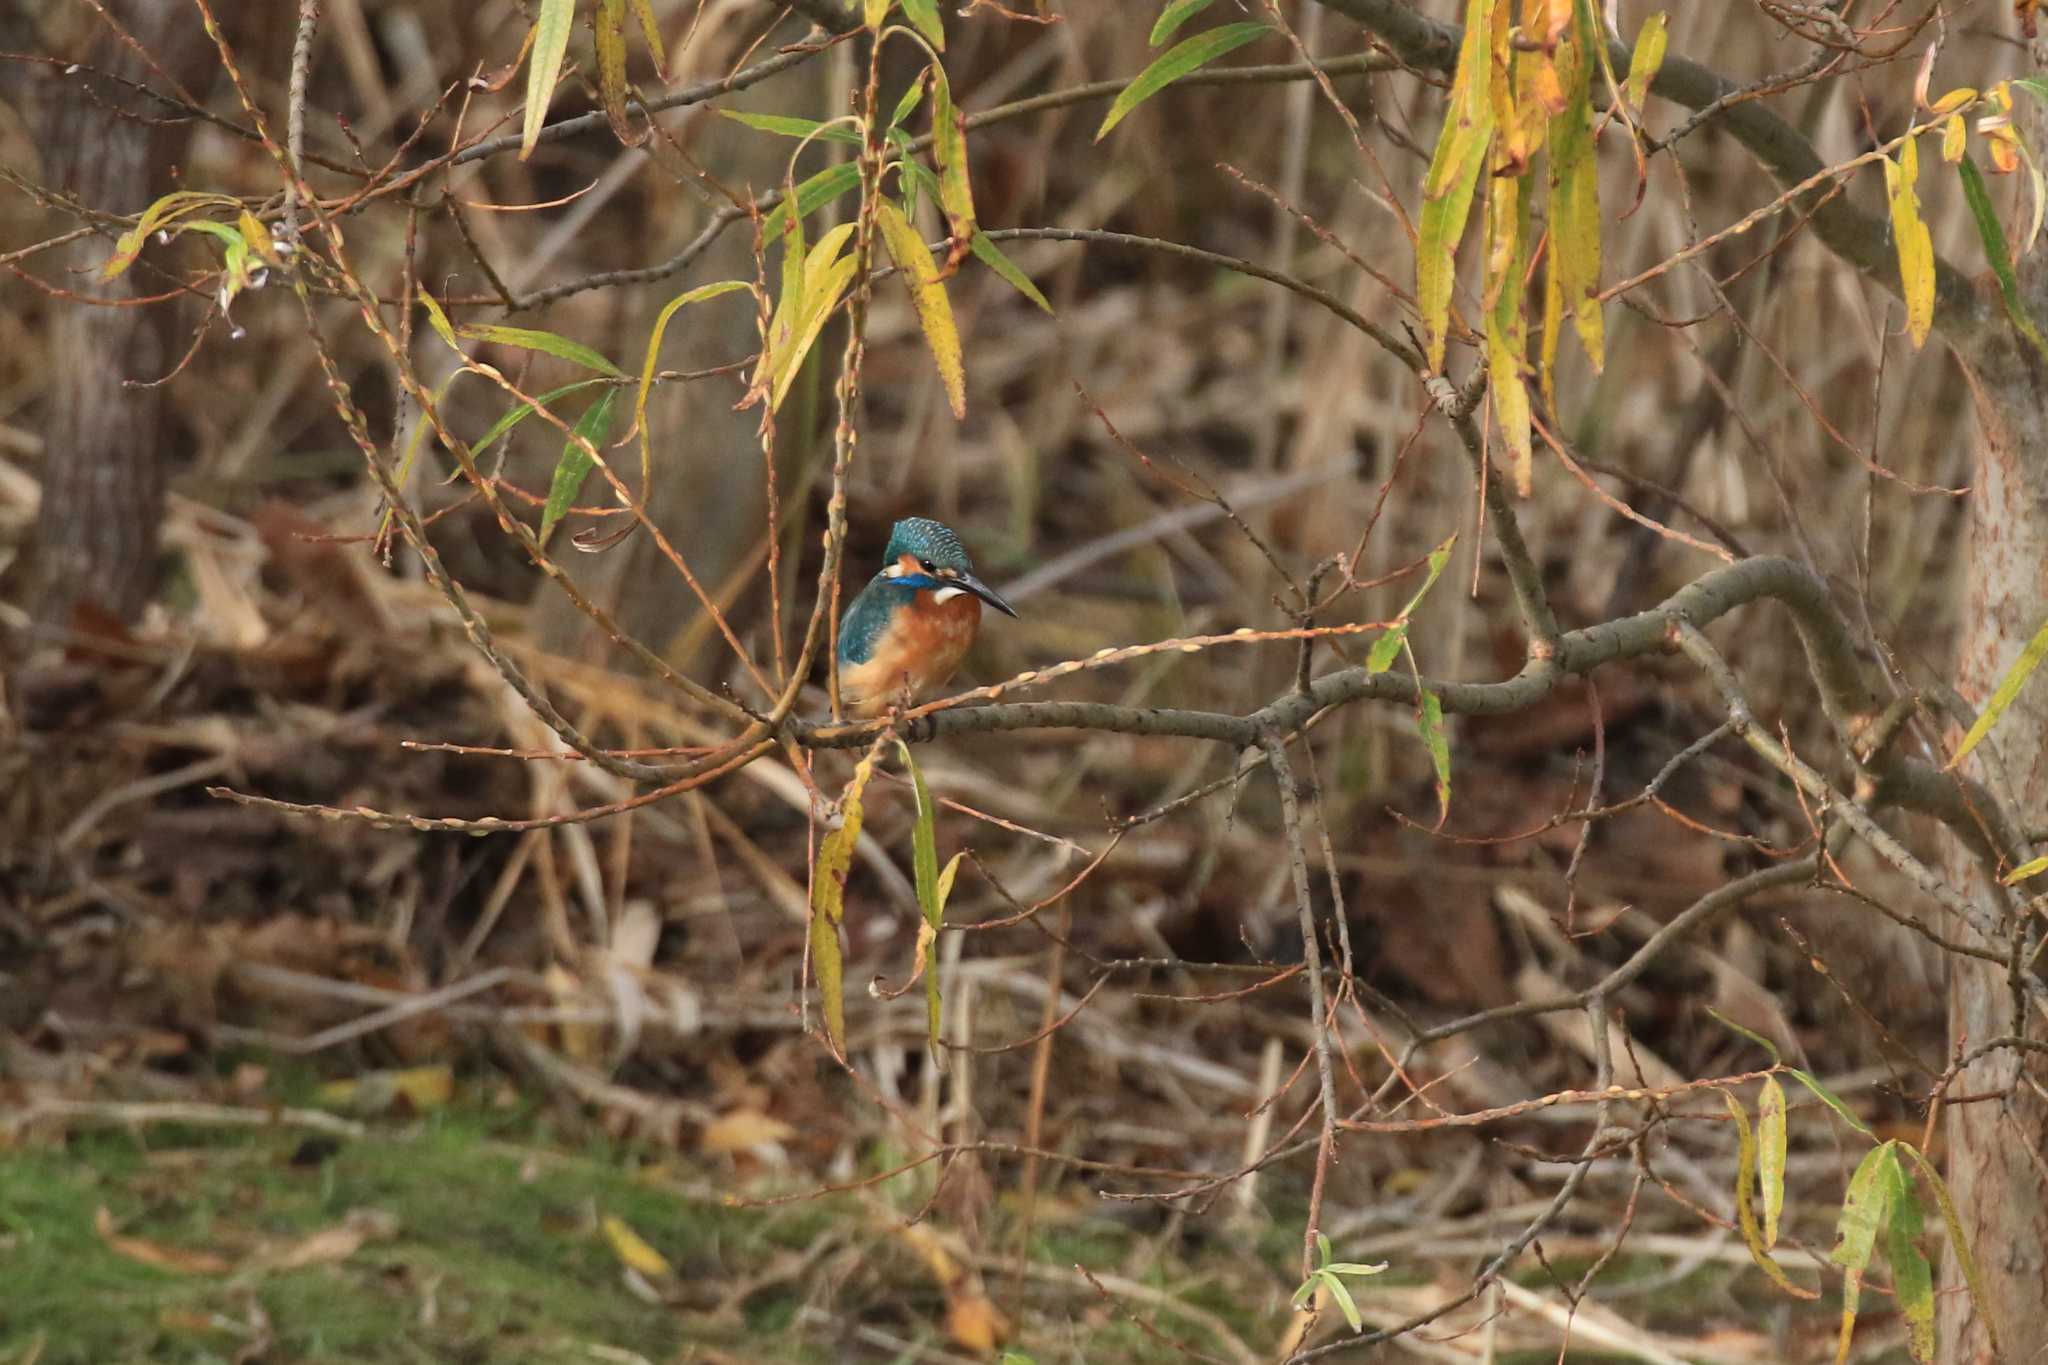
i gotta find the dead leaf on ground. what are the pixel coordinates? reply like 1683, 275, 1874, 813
698, 1109, 795, 1158
315, 1064, 454, 1115
248, 1208, 400, 1272
94, 1206, 233, 1274
600, 1213, 673, 1279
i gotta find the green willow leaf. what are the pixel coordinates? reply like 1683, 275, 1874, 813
760, 162, 863, 240
1948, 611, 2048, 767
900, 0, 944, 48
1418, 689, 1451, 824
539, 388, 619, 547
1151, 0, 1216, 46
1758, 1076, 1788, 1248
811, 756, 876, 1056
1095, 23, 1270, 142
970, 233, 1053, 313
718, 109, 864, 145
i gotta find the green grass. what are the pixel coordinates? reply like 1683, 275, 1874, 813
0, 1109, 775, 1364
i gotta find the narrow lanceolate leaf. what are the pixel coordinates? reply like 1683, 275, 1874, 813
101, 191, 241, 279
1400, 534, 1457, 619
539, 388, 618, 547
926, 852, 962, 1051
811, 755, 877, 1055
1886, 132, 1936, 348
418, 288, 461, 349
1725, 1091, 1816, 1298
1484, 172, 1533, 494
864, 0, 892, 29
970, 233, 1053, 312
475, 378, 606, 455
1151, 0, 1216, 45
760, 161, 863, 239
459, 320, 624, 376
1949, 612, 2048, 766
900, 0, 944, 48
1884, 1158, 1935, 1365
718, 110, 864, 144
1548, 0, 1603, 373
900, 742, 941, 921
1623, 12, 1667, 111
2004, 852, 2048, 884
931, 68, 976, 259
875, 199, 967, 418
1367, 626, 1406, 675
629, 0, 667, 78
1899, 1144, 2002, 1356
1784, 1067, 1874, 1139
1095, 23, 1270, 142
761, 225, 857, 411
1418, 0, 1494, 370
594, 0, 639, 146
1758, 1076, 1788, 1249
1417, 689, 1451, 824
1831, 1142, 1898, 1363
636, 278, 751, 487
521, 0, 576, 161
1957, 154, 2048, 363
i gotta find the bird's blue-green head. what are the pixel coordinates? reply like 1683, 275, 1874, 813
872, 517, 1018, 617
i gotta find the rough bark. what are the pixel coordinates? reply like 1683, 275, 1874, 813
27, 4, 217, 628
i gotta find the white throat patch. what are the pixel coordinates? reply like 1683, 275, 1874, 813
931, 586, 965, 603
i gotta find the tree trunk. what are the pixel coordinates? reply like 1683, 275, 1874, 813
28, 4, 217, 628
1937, 37, 2048, 1358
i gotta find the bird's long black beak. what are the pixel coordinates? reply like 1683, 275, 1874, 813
959, 571, 1019, 618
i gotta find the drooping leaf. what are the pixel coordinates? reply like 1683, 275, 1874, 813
927, 851, 962, 1050
756, 224, 857, 412
718, 110, 864, 144
1367, 626, 1407, 674
1705, 1006, 1784, 1063
1095, 23, 1271, 142
1151, 0, 1216, 46
1831, 1142, 1898, 1361
931, 67, 976, 254
865, 0, 892, 29
1417, 689, 1451, 823
1483, 170, 1533, 493
1758, 1076, 1788, 1248
1547, 0, 1604, 372
1948, 611, 2048, 766
521, 0, 576, 161
636, 278, 752, 486
970, 233, 1053, 312
760, 161, 864, 240
1623, 12, 1667, 111
1418, 0, 1494, 370
629, 0, 667, 78
473, 379, 607, 456
100, 191, 241, 280
1884, 1158, 1935, 1365
900, 741, 941, 921
1886, 131, 1936, 348
539, 388, 618, 547
811, 755, 877, 1055
1725, 1090, 1816, 1298
890, 68, 932, 131
1899, 1143, 2001, 1355
594, 0, 639, 146
875, 199, 967, 417
900, 0, 944, 48
1784, 1066, 1875, 1139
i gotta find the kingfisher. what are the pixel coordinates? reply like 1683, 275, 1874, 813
836, 517, 1019, 717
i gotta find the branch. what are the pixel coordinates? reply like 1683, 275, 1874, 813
1308, 0, 1986, 339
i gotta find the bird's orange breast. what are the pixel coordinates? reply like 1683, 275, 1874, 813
840, 590, 983, 716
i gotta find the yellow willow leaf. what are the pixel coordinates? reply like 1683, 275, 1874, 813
1539, 225, 1563, 409
926, 851, 963, 1053
2004, 853, 2048, 884
810, 755, 876, 1054
1547, 4, 1603, 372
1623, 12, 1667, 112
1929, 86, 1979, 117
1950, 613, 2048, 766
629, 0, 668, 79
520, 0, 574, 161
1418, 0, 1495, 371
100, 192, 240, 280
1724, 1091, 1819, 1299
1758, 1076, 1787, 1248
635, 279, 751, 490
865, 0, 891, 28
600, 1215, 673, 1279
931, 66, 976, 251
594, 0, 642, 147
1943, 111, 1968, 163
875, 200, 966, 418
1484, 174, 1532, 494
1886, 133, 1935, 348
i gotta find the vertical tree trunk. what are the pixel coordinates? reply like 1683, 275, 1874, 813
29, 5, 216, 628
1940, 47, 2048, 1356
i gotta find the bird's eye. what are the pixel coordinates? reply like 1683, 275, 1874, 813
920, 558, 937, 573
